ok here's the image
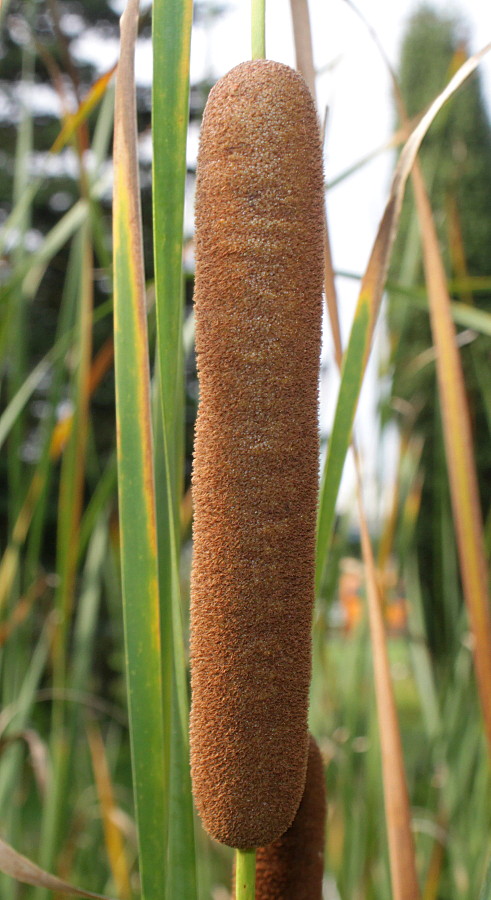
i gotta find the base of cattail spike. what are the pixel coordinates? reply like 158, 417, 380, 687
253, 736, 326, 899
235, 848, 256, 900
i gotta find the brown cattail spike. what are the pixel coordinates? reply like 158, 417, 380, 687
254, 736, 326, 898
190, 59, 324, 849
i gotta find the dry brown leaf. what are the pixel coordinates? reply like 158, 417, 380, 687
411, 162, 491, 755
0, 836, 116, 899
289, 0, 343, 365
355, 450, 421, 900
88, 722, 132, 900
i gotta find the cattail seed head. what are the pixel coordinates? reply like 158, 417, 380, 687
190, 59, 324, 849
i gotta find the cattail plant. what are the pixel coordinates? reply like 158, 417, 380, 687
189, 57, 324, 858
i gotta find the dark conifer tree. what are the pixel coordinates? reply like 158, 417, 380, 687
387, 5, 491, 662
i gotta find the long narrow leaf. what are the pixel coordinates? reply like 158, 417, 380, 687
0, 838, 115, 900
289, 0, 343, 365
289, 0, 316, 96
87, 723, 132, 900
0, 300, 112, 454
51, 65, 117, 154
152, 0, 197, 894
411, 161, 491, 755
357, 471, 420, 900
152, 0, 192, 498
113, 2, 167, 898
54, 222, 93, 682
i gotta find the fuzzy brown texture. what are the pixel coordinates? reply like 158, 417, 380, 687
190, 59, 324, 849
254, 736, 326, 898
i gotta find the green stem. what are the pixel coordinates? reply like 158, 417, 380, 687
251, 0, 265, 60
235, 849, 256, 900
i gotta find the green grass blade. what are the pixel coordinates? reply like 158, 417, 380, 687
113, 2, 167, 898
153, 370, 197, 897
91, 81, 116, 167
165, 531, 196, 896
0, 619, 52, 899
151, 372, 173, 858
2, 168, 111, 307
0, 299, 112, 455
316, 298, 370, 591
151, 319, 197, 891
152, 0, 192, 502
19, 200, 89, 298
0, 622, 51, 809
405, 557, 441, 739
154, 349, 197, 893
70, 513, 108, 698
480, 856, 491, 900
77, 457, 117, 564
53, 222, 93, 688
0, 357, 51, 455
7, 41, 34, 529
0, 178, 42, 257
388, 281, 491, 335
166, 686, 198, 899
152, 1, 197, 892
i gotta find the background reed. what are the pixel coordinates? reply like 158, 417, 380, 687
0, 1, 489, 898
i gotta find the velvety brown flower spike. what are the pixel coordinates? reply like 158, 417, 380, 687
190, 59, 324, 850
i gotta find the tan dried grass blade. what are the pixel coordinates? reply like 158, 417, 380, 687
0, 837, 115, 898
411, 161, 491, 755
446, 193, 473, 304
289, 0, 316, 96
51, 65, 117, 154
289, 0, 343, 365
88, 722, 132, 900
355, 454, 420, 900
0, 474, 43, 612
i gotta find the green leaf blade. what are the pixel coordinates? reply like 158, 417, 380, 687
113, 2, 168, 897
